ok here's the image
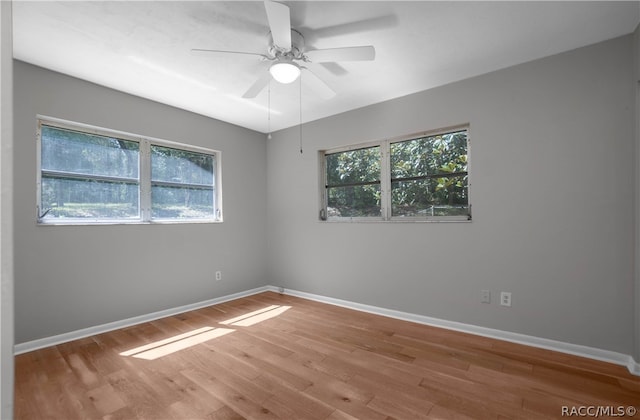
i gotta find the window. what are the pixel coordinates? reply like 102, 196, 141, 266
325, 146, 381, 218
37, 117, 222, 224
39, 124, 140, 220
150, 145, 216, 220
321, 126, 469, 222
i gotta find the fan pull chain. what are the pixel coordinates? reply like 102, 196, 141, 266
267, 81, 272, 140
299, 75, 303, 154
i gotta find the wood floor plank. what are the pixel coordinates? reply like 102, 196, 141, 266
209, 405, 248, 420
366, 394, 432, 420
14, 291, 640, 419
60, 377, 106, 419
180, 369, 278, 420
85, 383, 127, 416
302, 378, 387, 420
211, 340, 315, 391
324, 410, 361, 420
101, 406, 139, 420
254, 376, 334, 420
348, 374, 435, 417
168, 399, 208, 420
105, 369, 171, 419
521, 389, 584, 419
240, 327, 328, 363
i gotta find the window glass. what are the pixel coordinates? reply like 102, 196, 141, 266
151, 145, 215, 220
151, 145, 214, 185
41, 126, 139, 178
40, 125, 139, 220
327, 185, 381, 218
391, 131, 468, 218
325, 146, 381, 218
40, 178, 139, 219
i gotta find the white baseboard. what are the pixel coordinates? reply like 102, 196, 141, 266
14, 284, 640, 377
13, 286, 271, 355
628, 359, 640, 376
275, 286, 640, 377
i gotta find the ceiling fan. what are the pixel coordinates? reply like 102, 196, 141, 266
192, 0, 376, 99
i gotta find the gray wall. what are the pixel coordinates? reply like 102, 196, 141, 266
14, 61, 268, 344
267, 35, 636, 355
634, 22, 640, 362
1, 1, 14, 418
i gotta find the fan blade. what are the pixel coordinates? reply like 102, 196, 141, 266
191, 48, 268, 59
242, 71, 272, 99
301, 68, 335, 99
306, 46, 375, 63
264, 0, 291, 50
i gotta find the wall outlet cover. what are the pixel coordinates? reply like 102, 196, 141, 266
500, 292, 512, 307
481, 290, 491, 304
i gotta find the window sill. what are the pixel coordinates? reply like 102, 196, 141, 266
320, 217, 471, 224
37, 219, 223, 226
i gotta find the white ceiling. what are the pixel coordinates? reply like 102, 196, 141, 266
12, 1, 640, 133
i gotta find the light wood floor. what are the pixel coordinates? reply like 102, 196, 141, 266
14, 292, 640, 419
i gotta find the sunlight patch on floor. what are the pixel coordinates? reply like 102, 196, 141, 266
119, 305, 292, 360
120, 327, 235, 360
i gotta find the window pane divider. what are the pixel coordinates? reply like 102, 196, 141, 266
325, 180, 380, 189
380, 140, 391, 220
41, 169, 139, 184
140, 140, 151, 222
151, 180, 214, 190
391, 171, 468, 183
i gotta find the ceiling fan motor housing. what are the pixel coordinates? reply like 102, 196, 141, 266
267, 29, 306, 61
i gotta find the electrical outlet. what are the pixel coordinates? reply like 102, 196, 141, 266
215, 271, 222, 281
481, 290, 491, 304
500, 292, 512, 307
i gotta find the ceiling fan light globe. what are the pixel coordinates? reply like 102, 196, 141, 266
270, 61, 301, 84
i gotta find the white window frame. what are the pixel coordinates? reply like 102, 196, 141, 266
320, 125, 470, 223
36, 115, 223, 225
